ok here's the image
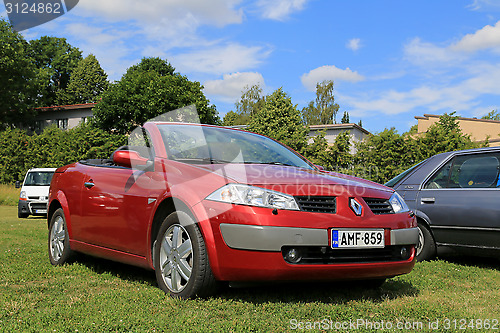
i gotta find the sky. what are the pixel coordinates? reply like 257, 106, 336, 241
2, 0, 500, 134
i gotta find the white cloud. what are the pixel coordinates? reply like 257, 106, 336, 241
471, 105, 500, 118
404, 37, 463, 66
58, 21, 138, 80
405, 21, 500, 68
346, 38, 362, 51
204, 72, 265, 101
301, 65, 364, 91
451, 20, 500, 52
256, 0, 308, 21
173, 43, 271, 74
76, 0, 243, 27
467, 0, 500, 11
343, 64, 500, 117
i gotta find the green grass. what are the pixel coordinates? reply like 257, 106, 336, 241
0, 185, 19, 206
0, 205, 498, 332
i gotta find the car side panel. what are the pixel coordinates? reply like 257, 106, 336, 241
417, 188, 500, 249
77, 165, 155, 257
49, 166, 85, 235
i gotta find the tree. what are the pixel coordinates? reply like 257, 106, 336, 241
92, 57, 220, 134
302, 80, 340, 125
224, 85, 264, 125
126, 57, 176, 77
482, 110, 500, 121
303, 130, 332, 169
0, 19, 39, 128
418, 112, 482, 159
341, 111, 350, 124
28, 36, 82, 106
222, 111, 240, 126
247, 88, 308, 153
354, 128, 422, 183
330, 131, 352, 170
353, 113, 485, 184
60, 54, 109, 104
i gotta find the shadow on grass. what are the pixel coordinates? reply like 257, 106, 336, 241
72, 253, 157, 287
437, 254, 500, 271
219, 279, 419, 304
69, 254, 419, 304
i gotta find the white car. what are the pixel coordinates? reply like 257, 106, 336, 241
17, 168, 56, 218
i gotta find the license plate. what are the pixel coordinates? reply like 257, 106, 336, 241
331, 229, 384, 249
35, 209, 47, 214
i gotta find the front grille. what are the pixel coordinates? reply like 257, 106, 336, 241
282, 246, 411, 264
363, 197, 394, 215
294, 196, 336, 214
30, 203, 47, 210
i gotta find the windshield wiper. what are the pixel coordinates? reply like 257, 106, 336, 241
265, 161, 296, 167
202, 157, 232, 164
243, 161, 296, 167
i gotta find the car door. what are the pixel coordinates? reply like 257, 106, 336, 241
416, 151, 500, 250
77, 128, 160, 256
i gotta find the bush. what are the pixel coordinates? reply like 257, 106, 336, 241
0, 123, 127, 184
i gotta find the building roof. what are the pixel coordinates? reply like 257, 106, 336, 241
415, 113, 500, 124
35, 103, 97, 112
308, 123, 371, 135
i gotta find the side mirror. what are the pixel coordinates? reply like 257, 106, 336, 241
15, 180, 21, 188
315, 165, 325, 171
113, 150, 152, 170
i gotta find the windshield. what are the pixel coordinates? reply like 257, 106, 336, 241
24, 171, 54, 186
157, 124, 314, 170
384, 161, 424, 187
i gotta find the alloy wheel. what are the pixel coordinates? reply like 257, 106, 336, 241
159, 224, 193, 292
50, 215, 66, 261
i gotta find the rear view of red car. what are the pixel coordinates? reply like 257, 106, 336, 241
48, 122, 418, 298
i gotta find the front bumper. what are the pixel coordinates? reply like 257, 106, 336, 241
195, 201, 417, 282
18, 200, 48, 215
18, 200, 29, 215
220, 224, 418, 251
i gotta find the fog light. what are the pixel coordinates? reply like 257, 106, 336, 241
400, 246, 409, 260
285, 248, 302, 263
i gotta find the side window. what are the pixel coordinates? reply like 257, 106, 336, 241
424, 160, 453, 189
424, 153, 500, 189
128, 127, 155, 160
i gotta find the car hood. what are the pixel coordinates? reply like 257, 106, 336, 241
196, 164, 393, 197
21, 186, 50, 198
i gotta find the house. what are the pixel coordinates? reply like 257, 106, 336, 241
415, 114, 500, 147
34, 103, 96, 132
308, 123, 371, 154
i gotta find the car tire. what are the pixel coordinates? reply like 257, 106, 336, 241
18, 212, 29, 218
154, 211, 217, 299
48, 208, 74, 265
416, 222, 436, 262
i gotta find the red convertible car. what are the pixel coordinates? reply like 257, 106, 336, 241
48, 122, 418, 298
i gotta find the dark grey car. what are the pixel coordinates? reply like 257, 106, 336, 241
386, 147, 500, 261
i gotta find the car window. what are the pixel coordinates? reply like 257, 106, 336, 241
424, 153, 500, 189
158, 124, 314, 169
24, 171, 54, 186
385, 160, 425, 187
456, 155, 499, 188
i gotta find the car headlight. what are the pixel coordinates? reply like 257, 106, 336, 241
389, 192, 409, 214
19, 191, 27, 200
206, 184, 300, 210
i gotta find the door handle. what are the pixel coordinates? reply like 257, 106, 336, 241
84, 181, 95, 189
421, 197, 435, 204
